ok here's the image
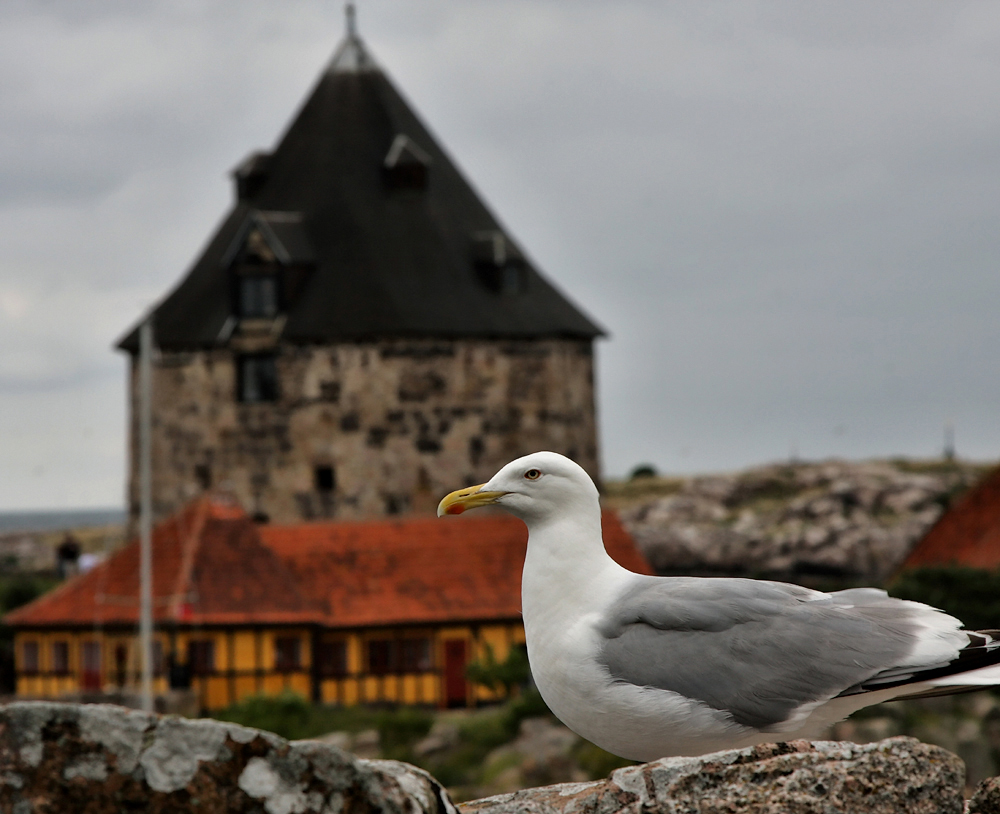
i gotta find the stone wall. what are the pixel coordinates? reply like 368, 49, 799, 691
127, 338, 598, 526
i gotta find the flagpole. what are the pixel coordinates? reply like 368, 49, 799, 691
139, 317, 154, 712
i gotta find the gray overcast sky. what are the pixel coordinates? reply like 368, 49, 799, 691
2, 1, 999, 510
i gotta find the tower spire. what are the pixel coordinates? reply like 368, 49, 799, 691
346, 3, 357, 38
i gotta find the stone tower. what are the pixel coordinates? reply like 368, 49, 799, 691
118, 13, 604, 526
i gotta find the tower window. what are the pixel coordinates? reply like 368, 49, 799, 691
238, 274, 279, 318
315, 465, 335, 492
238, 354, 279, 403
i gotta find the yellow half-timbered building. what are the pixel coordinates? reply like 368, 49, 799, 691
6, 493, 650, 712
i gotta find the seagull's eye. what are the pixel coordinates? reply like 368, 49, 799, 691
524, 469, 542, 480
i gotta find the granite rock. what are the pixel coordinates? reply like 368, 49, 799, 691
969, 776, 1000, 814
0, 701, 456, 814
459, 737, 965, 814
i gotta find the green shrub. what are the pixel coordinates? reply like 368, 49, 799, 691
888, 566, 1000, 631
629, 464, 658, 480
465, 643, 530, 696
0, 576, 56, 613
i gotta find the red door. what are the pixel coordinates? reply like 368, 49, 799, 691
443, 639, 467, 708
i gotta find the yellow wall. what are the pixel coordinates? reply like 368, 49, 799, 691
15, 620, 526, 711
14, 630, 171, 699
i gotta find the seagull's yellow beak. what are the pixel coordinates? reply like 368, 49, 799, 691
437, 484, 507, 517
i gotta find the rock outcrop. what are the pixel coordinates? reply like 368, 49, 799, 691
0, 701, 455, 813
0, 702, 993, 814
460, 738, 965, 814
618, 459, 983, 583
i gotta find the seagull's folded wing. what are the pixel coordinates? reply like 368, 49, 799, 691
596, 577, 966, 732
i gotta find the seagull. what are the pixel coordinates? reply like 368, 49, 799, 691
438, 450, 1000, 760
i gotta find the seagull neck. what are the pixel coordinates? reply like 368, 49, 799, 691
522, 512, 618, 606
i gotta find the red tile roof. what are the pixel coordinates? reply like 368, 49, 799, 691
901, 466, 1000, 570
5, 494, 318, 628
6, 495, 652, 630
259, 511, 652, 628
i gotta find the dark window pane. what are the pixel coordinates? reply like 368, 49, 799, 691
500, 265, 523, 295
239, 355, 279, 403
315, 465, 335, 492
275, 637, 301, 672
52, 641, 69, 674
82, 641, 101, 671
81, 641, 102, 690
368, 640, 395, 675
188, 640, 215, 676
400, 638, 432, 672
152, 640, 165, 677
194, 464, 211, 490
239, 275, 279, 318
317, 640, 347, 677
22, 641, 39, 675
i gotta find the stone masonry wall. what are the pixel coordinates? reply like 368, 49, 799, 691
127, 338, 598, 526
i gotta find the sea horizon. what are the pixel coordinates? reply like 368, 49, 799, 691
0, 507, 126, 534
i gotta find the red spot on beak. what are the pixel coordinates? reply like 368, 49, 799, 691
446, 504, 465, 515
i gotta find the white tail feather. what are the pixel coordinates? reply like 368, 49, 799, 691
926, 663, 1000, 687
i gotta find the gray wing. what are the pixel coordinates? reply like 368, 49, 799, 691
597, 577, 927, 731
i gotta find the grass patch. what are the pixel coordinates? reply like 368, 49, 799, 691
602, 477, 685, 508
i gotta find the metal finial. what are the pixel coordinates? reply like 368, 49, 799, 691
346, 3, 357, 38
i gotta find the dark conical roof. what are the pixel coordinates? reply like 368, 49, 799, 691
119, 25, 603, 353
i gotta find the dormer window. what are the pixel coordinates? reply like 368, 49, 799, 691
238, 274, 279, 318
383, 134, 430, 191
231, 151, 271, 201
225, 212, 315, 323
472, 230, 526, 295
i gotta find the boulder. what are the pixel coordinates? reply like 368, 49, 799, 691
0, 701, 455, 814
459, 737, 965, 814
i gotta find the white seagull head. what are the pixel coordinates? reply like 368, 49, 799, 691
437, 450, 599, 524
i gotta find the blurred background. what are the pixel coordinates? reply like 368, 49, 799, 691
3, 1, 1000, 511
